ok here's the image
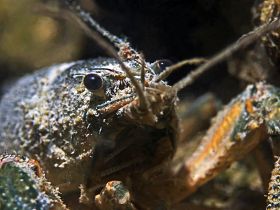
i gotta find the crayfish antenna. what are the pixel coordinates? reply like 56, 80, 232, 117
154, 58, 207, 82
60, 0, 150, 112
140, 54, 146, 89
171, 18, 280, 93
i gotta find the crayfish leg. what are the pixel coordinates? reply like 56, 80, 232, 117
167, 82, 280, 203
177, 93, 221, 143
94, 181, 137, 210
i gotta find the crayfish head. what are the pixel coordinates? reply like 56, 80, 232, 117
74, 59, 179, 185
36, 58, 178, 193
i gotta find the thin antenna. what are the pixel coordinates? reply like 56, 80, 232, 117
140, 54, 146, 88
172, 18, 280, 92
155, 58, 207, 82
61, 0, 150, 111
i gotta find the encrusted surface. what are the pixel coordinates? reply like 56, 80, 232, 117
0, 57, 178, 203
267, 157, 280, 209
0, 155, 66, 210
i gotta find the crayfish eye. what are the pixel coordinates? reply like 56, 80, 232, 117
154, 59, 173, 73
83, 73, 103, 91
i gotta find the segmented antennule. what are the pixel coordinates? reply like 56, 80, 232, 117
62, 0, 122, 47
118, 61, 150, 112
171, 18, 280, 93
266, 156, 280, 210
61, 0, 150, 112
62, 0, 136, 54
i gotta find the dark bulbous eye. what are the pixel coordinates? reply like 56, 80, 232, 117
155, 59, 173, 73
83, 73, 103, 91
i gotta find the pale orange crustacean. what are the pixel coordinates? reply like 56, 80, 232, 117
2, 0, 280, 210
